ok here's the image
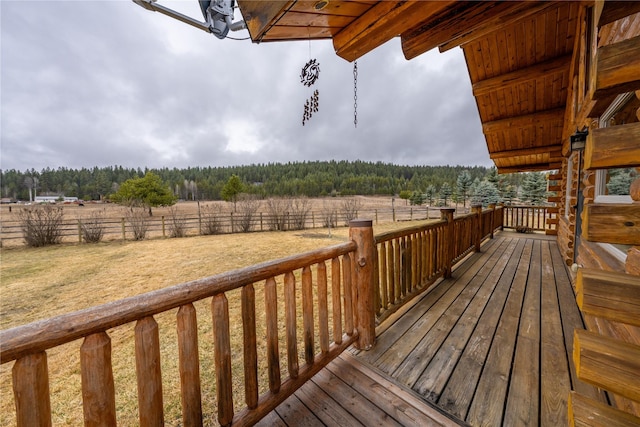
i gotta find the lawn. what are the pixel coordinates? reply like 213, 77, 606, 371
0, 219, 431, 425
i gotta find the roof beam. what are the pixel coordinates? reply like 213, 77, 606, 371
482, 108, 566, 134
401, 1, 558, 59
595, 0, 640, 27
490, 145, 563, 160
473, 54, 572, 97
333, 1, 455, 62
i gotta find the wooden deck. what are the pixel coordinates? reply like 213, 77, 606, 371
261, 233, 606, 426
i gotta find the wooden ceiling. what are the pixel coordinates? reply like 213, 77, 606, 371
237, 1, 581, 173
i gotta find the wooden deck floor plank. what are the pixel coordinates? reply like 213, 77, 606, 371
412, 238, 521, 401
465, 239, 534, 426
390, 239, 513, 386
503, 239, 542, 426
540, 241, 572, 426
436, 238, 526, 419
295, 376, 365, 427
274, 394, 324, 427
361, 240, 507, 369
253, 409, 288, 427
549, 243, 608, 403
311, 366, 405, 427
330, 353, 463, 427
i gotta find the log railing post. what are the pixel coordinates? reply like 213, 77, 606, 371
349, 219, 376, 350
471, 205, 482, 253
488, 203, 496, 239
12, 352, 52, 427
134, 316, 164, 427
440, 208, 456, 278
81, 332, 117, 427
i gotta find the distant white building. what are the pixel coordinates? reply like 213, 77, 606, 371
34, 196, 78, 204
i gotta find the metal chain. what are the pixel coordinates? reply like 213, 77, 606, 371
353, 60, 358, 128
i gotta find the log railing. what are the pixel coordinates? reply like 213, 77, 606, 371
0, 221, 380, 427
502, 205, 550, 231
373, 206, 502, 322
1, 210, 504, 425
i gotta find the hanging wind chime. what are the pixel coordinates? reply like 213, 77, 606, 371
301, 58, 320, 126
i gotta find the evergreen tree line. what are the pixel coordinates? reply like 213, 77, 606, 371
1, 161, 495, 201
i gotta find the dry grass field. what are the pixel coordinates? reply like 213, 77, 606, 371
0, 210, 436, 426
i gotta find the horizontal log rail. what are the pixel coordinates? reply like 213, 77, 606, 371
1, 234, 365, 426
502, 205, 551, 232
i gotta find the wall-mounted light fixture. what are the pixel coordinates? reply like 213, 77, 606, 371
570, 128, 588, 151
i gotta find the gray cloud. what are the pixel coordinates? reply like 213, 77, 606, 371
1, 0, 492, 171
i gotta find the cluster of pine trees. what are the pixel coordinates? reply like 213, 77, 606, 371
0, 160, 579, 205
1, 161, 491, 201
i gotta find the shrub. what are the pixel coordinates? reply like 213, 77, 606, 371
322, 201, 338, 228
18, 205, 65, 247
265, 197, 290, 231
167, 206, 187, 238
289, 197, 311, 230
79, 211, 105, 243
341, 197, 362, 226
201, 204, 224, 235
235, 194, 260, 233
125, 206, 148, 240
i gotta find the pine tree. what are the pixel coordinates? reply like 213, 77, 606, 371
521, 172, 547, 205
607, 168, 635, 195
471, 180, 500, 207
440, 182, 452, 206
425, 185, 436, 206
456, 170, 473, 208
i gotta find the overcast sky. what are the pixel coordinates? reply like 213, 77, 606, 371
1, 0, 493, 172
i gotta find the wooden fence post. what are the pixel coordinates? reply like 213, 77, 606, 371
441, 208, 456, 278
78, 220, 82, 243
488, 203, 496, 239
349, 219, 376, 350
121, 218, 126, 241
161, 216, 166, 238
471, 204, 482, 252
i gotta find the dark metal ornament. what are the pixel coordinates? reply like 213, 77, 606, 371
301, 58, 320, 125
300, 59, 320, 87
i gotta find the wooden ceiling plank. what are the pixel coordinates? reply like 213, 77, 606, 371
237, 1, 291, 41
289, 1, 376, 18
402, 1, 560, 59
444, 1, 564, 53
490, 145, 563, 160
274, 11, 355, 28
482, 107, 566, 134
333, 1, 455, 62
472, 54, 572, 96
